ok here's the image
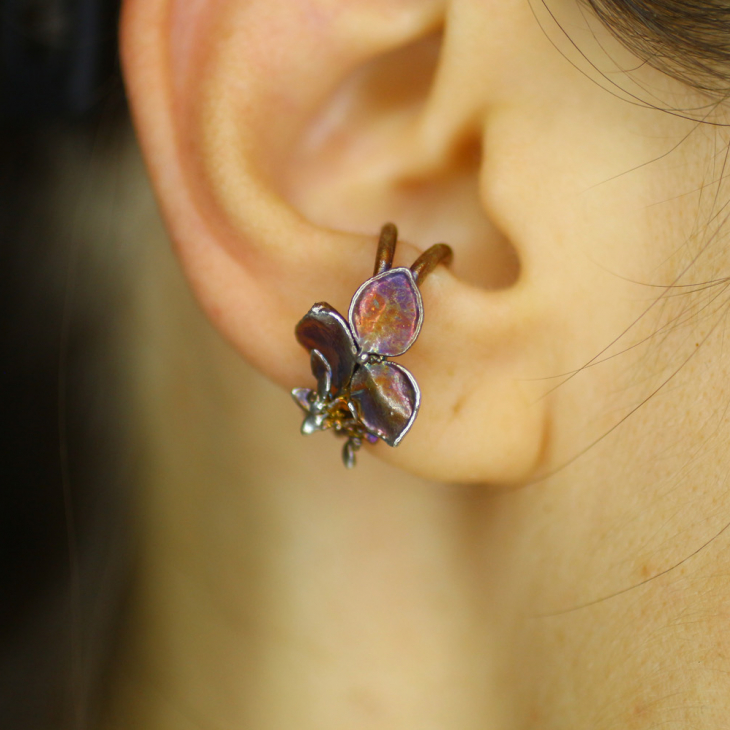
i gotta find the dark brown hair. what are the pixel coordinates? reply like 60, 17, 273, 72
585, 0, 730, 95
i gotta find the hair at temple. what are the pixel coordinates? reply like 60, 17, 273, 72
584, 0, 730, 96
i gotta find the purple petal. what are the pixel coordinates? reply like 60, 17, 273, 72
349, 361, 420, 447
295, 303, 357, 395
349, 268, 423, 357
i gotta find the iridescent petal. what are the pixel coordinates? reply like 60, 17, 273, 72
295, 303, 358, 396
349, 268, 423, 357
349, 361, 420, 447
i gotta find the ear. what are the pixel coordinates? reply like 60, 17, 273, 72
119, 0, 552, 483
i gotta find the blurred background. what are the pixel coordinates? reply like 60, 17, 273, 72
0, 1, 134, 727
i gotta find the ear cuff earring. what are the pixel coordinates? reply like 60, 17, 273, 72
291, 223, 453, 468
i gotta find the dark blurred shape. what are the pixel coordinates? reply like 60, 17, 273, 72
0, 1, 131, 728
1, 0, 120, 119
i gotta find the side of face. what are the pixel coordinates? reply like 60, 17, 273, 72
120, 0, 729, 483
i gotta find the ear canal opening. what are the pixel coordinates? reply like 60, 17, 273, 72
395, 135, 521, 291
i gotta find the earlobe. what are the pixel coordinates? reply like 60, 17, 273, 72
120, 0, 551, 483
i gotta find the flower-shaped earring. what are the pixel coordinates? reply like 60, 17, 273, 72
292, 223, 453, 468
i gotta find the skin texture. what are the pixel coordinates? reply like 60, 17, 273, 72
111, 0, 730, 727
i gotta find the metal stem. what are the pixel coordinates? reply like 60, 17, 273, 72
373, 222, 397, 276
410, 243, 453, 285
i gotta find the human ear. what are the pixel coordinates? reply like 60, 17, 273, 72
119, 0, 552, 484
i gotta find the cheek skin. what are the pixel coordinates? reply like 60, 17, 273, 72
472, 19, 719, 408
